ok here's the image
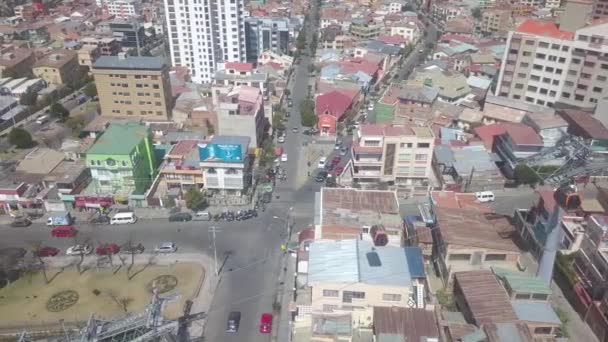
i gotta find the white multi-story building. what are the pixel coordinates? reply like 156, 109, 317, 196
496, 19, 608, 110
97, 0, 140, 18
164, 0, 247, 84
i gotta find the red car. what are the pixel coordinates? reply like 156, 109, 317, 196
259, 313, 272, 333
332, 166, 344, 176
35, 246, 60, 257
332, 156, 341, 165
96, 243, 121, 255
51, 225, 77, 237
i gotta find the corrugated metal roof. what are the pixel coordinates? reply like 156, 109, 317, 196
308, 240, 359, 283
511, 301, 561, 325
492, 267, 552, 296
308, 240, 418, 286
404, 247, 425, 278
358, 241, 411, 286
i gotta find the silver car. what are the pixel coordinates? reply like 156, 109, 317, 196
154, 242, 177, 253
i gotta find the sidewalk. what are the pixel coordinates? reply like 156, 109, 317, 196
274, 249, 297, 342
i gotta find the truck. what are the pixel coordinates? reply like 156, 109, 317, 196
46, 211, 73, 227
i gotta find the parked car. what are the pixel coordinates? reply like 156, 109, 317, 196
193, 211, 211, 221
332, 156, 341, 165
169, 212, 192, 222
66, 244, 92, 256
281, 153, 288, 162
51, 225, 77, 238
90, 215, 110, 225
287, 100, 293, 107
155, 242, 177, 253
277, 135, 285, 143
11, 217, 31, 228
317, 157, 326, 169
35, 246, 60, 257
339, 147, 348, 156
334, 141, 341, 150
325, 177, 337, 187
226, 311, 241, 333
332, 166, 344, 175
96, 243, 120, 255
121, 243, 145, 254
291, 127, 299, 133
259, 313, 273, 333
315, 171, 328, 182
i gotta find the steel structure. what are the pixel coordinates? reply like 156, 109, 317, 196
516, 135, 608, 186
15, 289, 205, 342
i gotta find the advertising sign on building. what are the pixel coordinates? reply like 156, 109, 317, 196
198, 143, 243, 162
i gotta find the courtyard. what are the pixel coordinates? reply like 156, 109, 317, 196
0, 262, 204, 327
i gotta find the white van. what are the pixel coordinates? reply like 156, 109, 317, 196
110, 212, 137, 225
475, 191, 495, 203
36, 115, 49, 125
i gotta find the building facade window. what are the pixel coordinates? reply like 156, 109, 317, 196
323, 289, 339, 297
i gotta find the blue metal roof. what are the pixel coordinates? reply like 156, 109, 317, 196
404, 247, 425, 278
512, 301, 561, 325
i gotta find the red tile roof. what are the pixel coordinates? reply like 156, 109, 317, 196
224, 61, 253, 72
168, 139, 199, 157
517, 19, 574, 40
376, 34, 406, 45
315, 90, 352, 119
473, 123, 506, 150
503, 123, 543, 146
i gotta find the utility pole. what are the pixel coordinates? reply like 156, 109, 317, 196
208, 226, 222, 276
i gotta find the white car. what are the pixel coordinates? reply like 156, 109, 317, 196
281, 153, 288, 162
317, 157, 327, 169
277, 136, 285, 143
155, 242, 177, 253
66, 245, 92, 256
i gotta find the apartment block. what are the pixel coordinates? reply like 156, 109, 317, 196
214, 62, 268, 98
352, 124, 435, 189
164, 0, 247, 83
479, 8, 513, 37
212, 84, 265, 147
198, 136, 251, 194
32, 50, 79, 86
77, 46, 101, 71
97, 0, 140, 18
389, 21, 421, 43
92, 54, 173, 121
81, 37, 122, 56
496, 19, 608, 110
244, 17, 291, 62
0, 48, 34, 78
349, 18, 383, 40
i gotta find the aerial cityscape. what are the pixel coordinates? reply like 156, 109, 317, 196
0, 0, 607, 341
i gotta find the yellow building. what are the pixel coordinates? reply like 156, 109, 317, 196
32, 50, 79, 86
91, 54, 174, 121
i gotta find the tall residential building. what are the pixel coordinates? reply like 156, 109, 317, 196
496, 20, 608, 110
244, 17, 290, 62
351, 124, 435, 193
92, 54, 174, 121
164, 0, 247, 84
97, 0, 140, 18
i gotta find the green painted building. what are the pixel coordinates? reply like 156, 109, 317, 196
86, 122, 157, 198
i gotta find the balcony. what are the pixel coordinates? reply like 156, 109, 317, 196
353, 170, 381, 177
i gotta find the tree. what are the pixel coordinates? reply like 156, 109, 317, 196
284, 89, 291, 98
514, 164, 541, 186
272, 111, 285, 132
29, 242, 49, 284
184, 187, 207, 211
471, 7, 482, 19
83, 82, 98, 98
19, 91, 37, 106
260, 139, 276, 167
8, 127, 34, 148
65, 117, 85, 137
300, 98, 317, 127
296, 32, 306, 51
50, 102, 69, 121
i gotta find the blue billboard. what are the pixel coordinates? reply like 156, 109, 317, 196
198, 143, 243, 162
